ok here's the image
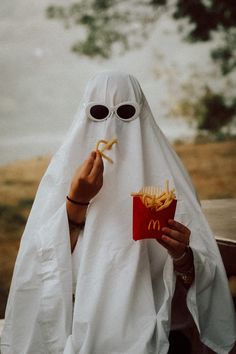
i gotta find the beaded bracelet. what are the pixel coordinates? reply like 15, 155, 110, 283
66, 195, 90, 206
172, 248, 188, 263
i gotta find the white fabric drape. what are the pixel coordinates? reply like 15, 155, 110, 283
1, 71, 235, 354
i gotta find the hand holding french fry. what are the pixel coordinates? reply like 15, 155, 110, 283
67, 151, 104, 224
158, 219, 191, 259
69, 151, 104, 203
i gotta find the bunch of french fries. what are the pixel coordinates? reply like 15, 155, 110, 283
131, 180, 176, 211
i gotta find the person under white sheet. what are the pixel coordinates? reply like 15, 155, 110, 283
1, 71, 235, 354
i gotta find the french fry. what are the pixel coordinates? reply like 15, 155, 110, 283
96, 138, 118, 163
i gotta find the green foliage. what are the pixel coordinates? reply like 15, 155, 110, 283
173, 0, 236, 75
0, 204, 26, 239
0, 198, 33, 240
197, 89, 236, 132
0, 204, 26, 224
46, 0, 161, 58
46, 0, 236, 75
174, 0, 236, 42
211, 28, 236, 75
47, 5, 66, 21
18, 198, 34, 208
72, 30, 128, 59
150, 0, 167, 5
93, 0, 113, 10
46, 0, 236, 135
170, 1, 236, 135
174, 86, 236, 135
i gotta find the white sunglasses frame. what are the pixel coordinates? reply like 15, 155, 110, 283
85, 101, 141, 122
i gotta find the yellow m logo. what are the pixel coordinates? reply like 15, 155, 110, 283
148, 219, 160, 231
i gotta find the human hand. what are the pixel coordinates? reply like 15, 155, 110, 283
68, 150, 104, 204
157, 219, 191, 260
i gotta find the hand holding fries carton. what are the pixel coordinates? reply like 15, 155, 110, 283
131, 181, 177, 241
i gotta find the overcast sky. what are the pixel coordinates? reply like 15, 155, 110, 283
0, 0, 213, 165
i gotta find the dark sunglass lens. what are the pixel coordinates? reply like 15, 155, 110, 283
117, 104, 136, 119
90, 105, 109, 120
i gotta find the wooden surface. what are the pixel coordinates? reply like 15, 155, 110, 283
202, 199, 236, 241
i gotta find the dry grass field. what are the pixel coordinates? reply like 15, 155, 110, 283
175, 140, 236, 199
0, 139, 236, 318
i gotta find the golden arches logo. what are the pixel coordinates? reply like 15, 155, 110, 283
148, 219, 160, 231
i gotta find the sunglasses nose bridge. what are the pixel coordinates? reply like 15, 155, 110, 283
109, 107, 116, 118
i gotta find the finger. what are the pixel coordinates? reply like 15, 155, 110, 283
89, 151, 104, 180
162, 227, 187, 244
161, 234, 186, 255
168, 219, 190, 235
156, 238, 169, 250
156, 235, 179, 254
80, 151, 97, 177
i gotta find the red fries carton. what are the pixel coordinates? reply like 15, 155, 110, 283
132, 185, 177, 241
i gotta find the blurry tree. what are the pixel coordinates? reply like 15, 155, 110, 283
172, 83, 236, 136
47, 0, 236, 74
46, 0, 165, 58
197, 90, 236, 133
46, 0, 236, 136
172, 0, 236, 75
161, 0, 236, 136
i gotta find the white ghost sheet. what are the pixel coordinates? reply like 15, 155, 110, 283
1, 71, 235, 354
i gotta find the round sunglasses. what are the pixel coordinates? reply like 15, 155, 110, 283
85, 101, 140, 122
